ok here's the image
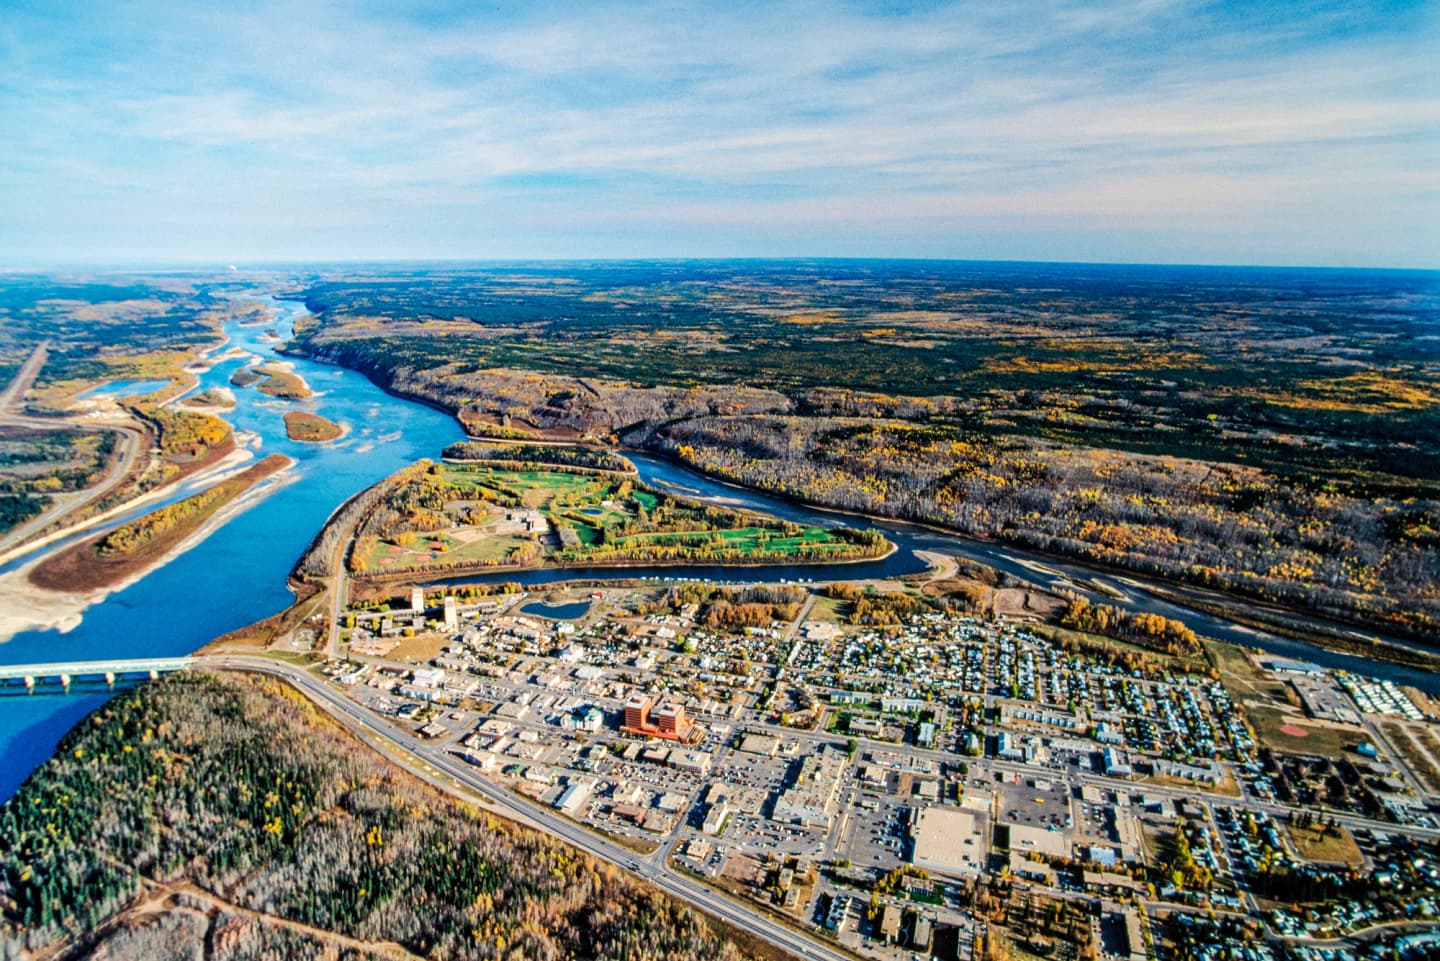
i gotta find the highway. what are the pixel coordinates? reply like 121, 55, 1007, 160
0, 340, 49, 411
200, 654, 850, 961
0, 341, 148, 560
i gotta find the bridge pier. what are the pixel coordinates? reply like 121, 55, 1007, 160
0, 657, 192, 692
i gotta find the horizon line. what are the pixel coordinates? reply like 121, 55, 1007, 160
1, 255, 1437, 275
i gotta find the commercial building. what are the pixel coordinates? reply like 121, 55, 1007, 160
737, 733, 781, 756
655, 702, 691, 738
622, 695, 699, 742
554, 779, 594, 816
909, 807, 986, 878
703, 801, 730, 835
772, 744, 847, 828
1003, 821, 1070, 860
624, 695, 651, 732
1102, 747, 1134, 778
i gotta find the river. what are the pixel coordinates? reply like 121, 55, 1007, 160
0, 297, 464, 800
1, 296, 1435, 802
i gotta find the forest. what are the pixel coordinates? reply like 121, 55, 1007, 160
0, 671, 774, 961
651, 416, 1438, 641
124, 401, 232, 463
0, 280, 250, 409
442, 441, 635, 473
0, 427, 118, 535
284, 262, 1439, 646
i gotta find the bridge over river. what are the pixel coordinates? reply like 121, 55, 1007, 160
0, 658, 193, 692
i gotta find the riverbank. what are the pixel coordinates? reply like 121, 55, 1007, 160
631, 448, 1440, 674
28, 454, 293, 593
347, 539, 899, 600
0, 428, 259, 573
0, 461, 297, 643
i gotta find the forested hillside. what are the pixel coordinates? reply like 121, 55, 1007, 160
651, 415, 1439, 640
0, 672, 776, 961
287, 262, 1440, 645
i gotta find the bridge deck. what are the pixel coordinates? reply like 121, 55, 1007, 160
0, 658, 193, 681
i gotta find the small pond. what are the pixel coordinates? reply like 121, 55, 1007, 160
520, 600, 592, 620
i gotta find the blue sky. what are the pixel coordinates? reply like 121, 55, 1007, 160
1, 0, 1436, 267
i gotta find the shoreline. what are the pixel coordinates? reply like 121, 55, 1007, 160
0, 435, 261, 571
29, 453, 294, 594
0, 461, 298, 644
636, 448, 1440, 671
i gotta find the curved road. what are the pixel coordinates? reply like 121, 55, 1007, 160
0, 342, 147, 560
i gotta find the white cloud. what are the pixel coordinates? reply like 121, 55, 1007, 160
0, 0, 1436, 265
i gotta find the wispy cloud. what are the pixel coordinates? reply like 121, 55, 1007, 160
0, 0, 1435, 265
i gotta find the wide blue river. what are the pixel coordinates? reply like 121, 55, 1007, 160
0, 298, 464, 799
2, 297, 1436, 801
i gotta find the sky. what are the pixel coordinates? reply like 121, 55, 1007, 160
1, 0, 1436, 268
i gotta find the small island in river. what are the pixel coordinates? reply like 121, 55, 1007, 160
283, 410, 343, 442
232, 363, 312, 399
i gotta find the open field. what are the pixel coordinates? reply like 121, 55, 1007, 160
1205, 640, 1287, 703
1287, 823, 1363, 865
349, 461, 889, 577
1246, 706, 1361, 760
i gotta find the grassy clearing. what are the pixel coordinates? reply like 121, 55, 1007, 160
807, 594, 852, 623
384, 634, 453, 663
1247, 706, 1359, 759
1205, 640, 1289, 704
1287, 823, 1362, 865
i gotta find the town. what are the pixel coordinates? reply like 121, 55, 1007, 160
310, 578, 1440, 961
